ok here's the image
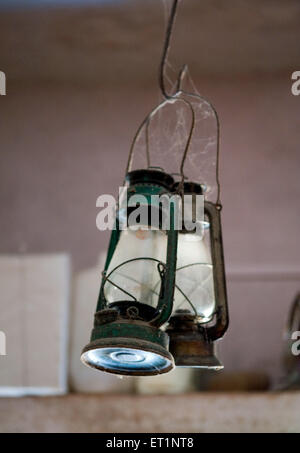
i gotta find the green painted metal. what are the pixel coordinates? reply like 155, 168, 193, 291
91, 321, 169, 349
150, 199, 178, 327
81, 325, 174, 376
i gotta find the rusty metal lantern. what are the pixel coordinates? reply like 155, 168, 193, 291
166, 182, 228, 370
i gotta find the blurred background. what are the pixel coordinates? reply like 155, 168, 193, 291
0, 0, 300, 433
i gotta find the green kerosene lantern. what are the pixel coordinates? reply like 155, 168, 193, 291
81, 169, 179, 375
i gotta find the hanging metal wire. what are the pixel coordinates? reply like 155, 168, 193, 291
159, 0, 180, 100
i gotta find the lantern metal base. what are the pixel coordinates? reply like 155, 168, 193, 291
167, 313, 223, 370
81, 320, 174, 376
169, 334, 223, 370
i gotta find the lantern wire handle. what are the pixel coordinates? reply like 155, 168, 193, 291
145, 118, 151, 168
126, 94, 195, 189
178, 90, 222, 206
125, 0, 222, 206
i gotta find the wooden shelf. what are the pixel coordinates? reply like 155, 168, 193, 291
0, 392, 299, 433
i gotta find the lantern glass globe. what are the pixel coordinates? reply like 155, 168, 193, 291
104, 228, 167, 308
174, 225, 215, 322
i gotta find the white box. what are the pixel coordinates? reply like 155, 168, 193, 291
0, 254, 70, 396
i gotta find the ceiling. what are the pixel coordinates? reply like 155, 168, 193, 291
0, 0, 300, 85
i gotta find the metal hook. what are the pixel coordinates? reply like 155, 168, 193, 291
159, 0, 180, 100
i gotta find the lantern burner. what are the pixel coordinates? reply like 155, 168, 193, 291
108, 301, 157, 322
